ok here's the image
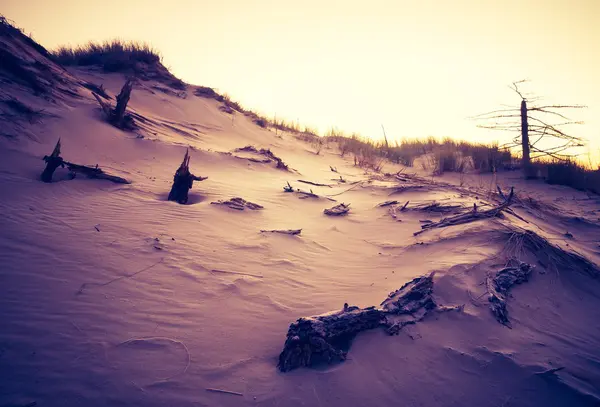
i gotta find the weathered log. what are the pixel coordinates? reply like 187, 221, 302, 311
486, 262, 533, 327
324, 203, 350, 216
168, 149, 207, 204
278, 273, 461, 371
277, 305, 385, 372
41, 138, 65, 183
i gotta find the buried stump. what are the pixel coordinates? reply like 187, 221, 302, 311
168, 148, 207, 204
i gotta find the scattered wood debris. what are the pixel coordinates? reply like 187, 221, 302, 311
414, 188, 514, 236
211, 197, 263, 210
260, 229, 302, 236
277, 273, 462, 372
330, 166, 338, 173
324, 203, 350, 216
234, 145, 289, 170
486, 261, 533, 327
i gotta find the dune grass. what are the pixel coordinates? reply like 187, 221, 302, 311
52, 40, 161, 69
51, 40, 185, 89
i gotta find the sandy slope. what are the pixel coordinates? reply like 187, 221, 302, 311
2, 43, 600, 407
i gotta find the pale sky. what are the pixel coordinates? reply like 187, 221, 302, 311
4, 0, 600, 163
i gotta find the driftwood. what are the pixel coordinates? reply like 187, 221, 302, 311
92, 80, 136, 130
65, 162, 130, 184
486, 262, 533, 327
414, 187, 514, 236
168, 149, 207, 204
283, 181, 294, 192
41, 138, 130, 184
211, 197, 263, 210
278, 273, 462, 371
260, 229, 302, 236
324, 203, 350, 216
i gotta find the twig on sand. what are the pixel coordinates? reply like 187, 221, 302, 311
535, 366, 565, 376
298, 179, 333, 188
283, 181, 294, 192
330, 166, 338, 173
77, 258, 164, 294
260, 229, 302, 236
211, 269, 264, 278
117, 336, 190, 381
413, 188, 514, 236
206, 388, 243, 397
325, 181, 363, 197
378, 200, 399, 207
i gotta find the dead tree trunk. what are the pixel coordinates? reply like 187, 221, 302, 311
92, 80, 135, 130
520, 99, 532, 178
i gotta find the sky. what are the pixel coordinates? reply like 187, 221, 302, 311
4, 0, 600, 164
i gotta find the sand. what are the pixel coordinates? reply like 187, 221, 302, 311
1, 26, 600, 407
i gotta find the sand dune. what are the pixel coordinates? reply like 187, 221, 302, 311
1, 20, 600, 407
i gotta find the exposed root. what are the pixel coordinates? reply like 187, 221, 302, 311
211, 197, 263, 211
486, 262, 533, 327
